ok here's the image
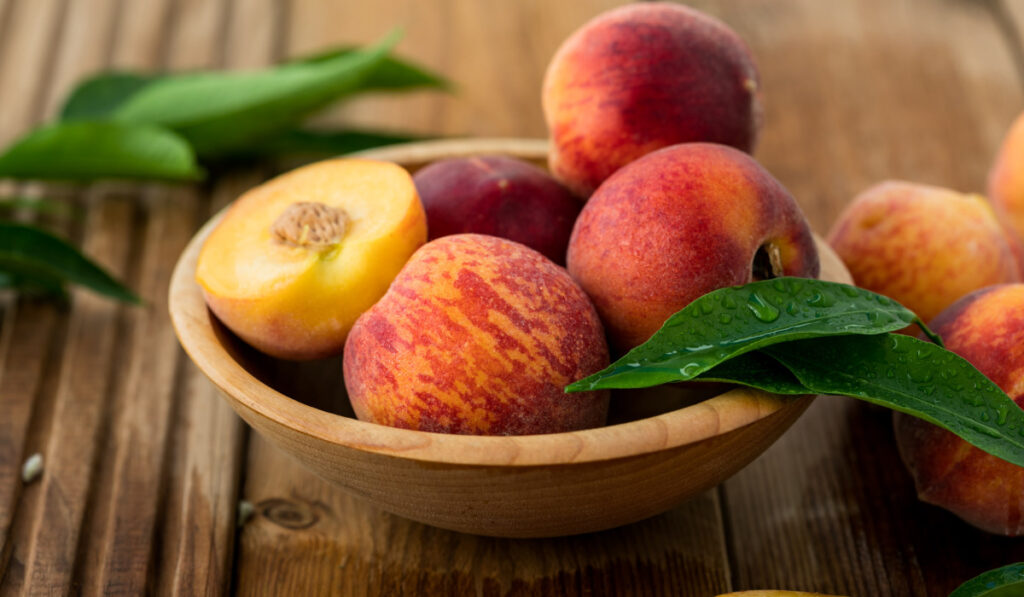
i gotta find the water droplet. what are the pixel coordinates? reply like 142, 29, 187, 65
786, 303, 799, 316
701, 300, 714, 314
876, 295, 892, 306
747, 292, 780, 322
886, 368, 896, 379
866, 312, 878, 322
908, 370, 933, 383
678, 363, 702, 377
723, 296, 737, 309
773, 279, 788, 292
626, 362, 641, 368
806, 292, 835, 308
719, 313, 732, 324
997, 404, 1010, 425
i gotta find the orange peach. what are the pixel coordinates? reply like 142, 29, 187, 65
196, 159, 426, 360
343, 234, 609, 435
894, 284, 1024, 536
566, 143, 819, 353
542, 2, 762, 197
988, 111, 1024, 242
827, 181, 1020, 324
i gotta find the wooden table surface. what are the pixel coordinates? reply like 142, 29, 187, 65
2, 0, 1024, 595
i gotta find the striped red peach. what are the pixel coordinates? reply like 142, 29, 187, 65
343, 234, 609, 435
895, 284, 1024, 535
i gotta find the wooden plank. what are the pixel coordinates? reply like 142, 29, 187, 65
697, 0, 1024, 594
74, 1, 236, 594
10, 188, 133, 595
0, 0, 114, 590
153, 2, 282, 595
153, 176, 255, 597
234, 2, 732, 595
0, 0, 66, 146
238, 437, 730, 597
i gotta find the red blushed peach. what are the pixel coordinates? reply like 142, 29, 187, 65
343, 234, 609, 436
566, 143, 819, 353
827, 181, 1021, 324
543, 2, 762, 197
894, 284, 1024, 536
413, 155, 581, 264
989, 111, 1024, 242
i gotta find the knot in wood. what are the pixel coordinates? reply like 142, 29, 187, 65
271, 201, 348, 249
259, 498, 318, 530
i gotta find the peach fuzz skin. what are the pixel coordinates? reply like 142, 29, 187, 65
566, 143, 819, 353
343, 234, 609, 436
542, 2, 761, 197
827, 181, 1021, 325
988, 111, 1024, 244
413, 155, 582, 265
196, 159, 426, 360
894, 284, 1024, 536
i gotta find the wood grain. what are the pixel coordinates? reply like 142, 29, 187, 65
702, 0, 1024, 594
2, 0, 1024, 595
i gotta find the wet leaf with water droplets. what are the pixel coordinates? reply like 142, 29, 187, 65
763, 335, 1024, 467
949, 562, 1024, 597
567, 278, 938, 391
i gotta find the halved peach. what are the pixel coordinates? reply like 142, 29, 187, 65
196, 158, 427, 360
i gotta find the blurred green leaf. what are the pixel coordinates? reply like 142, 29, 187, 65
0, 121, 202, 181
59, 72, 159, 121
0, 221, 140, 303
293, 46, 452, 91
113, 32, 401, 157
247, 127, 426, 158
58, 46, 447, 125
950, 562, 1024, 597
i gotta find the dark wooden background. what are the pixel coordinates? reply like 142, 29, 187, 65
1, 0, 1024, 595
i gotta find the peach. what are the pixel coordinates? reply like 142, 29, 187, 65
196, 158, 426, 360
893, 284, 1024, 535
343, 234, 609, 435
542, 2, 762, 197
566, 143, 819, 353
413, 155, 581, 264
988, 111, 1024, 242
827, 181, 1021, 324
717, 593, 845, 597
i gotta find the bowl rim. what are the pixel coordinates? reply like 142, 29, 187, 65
169, 137, 843, 468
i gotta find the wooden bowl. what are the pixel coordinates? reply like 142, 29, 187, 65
169, 138, 852, 538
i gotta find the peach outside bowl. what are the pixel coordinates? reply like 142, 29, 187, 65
168, 138, 852, 538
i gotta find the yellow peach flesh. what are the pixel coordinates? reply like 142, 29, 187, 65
196, 158, 426, 360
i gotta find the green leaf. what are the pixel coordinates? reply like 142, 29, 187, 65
243, 127, 425, 158
950, 563, 1024, 597
694, 351, 808, 394
59, 72, 159, 121
763, 335, 1024, 468
0, 121, 202, 181
292, 46, 452, 91
0, 222, 140, 303
59, 47, 446, 125
0, 269, 69, 300
113, 31, 401, 157
567, 278, 938, 392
